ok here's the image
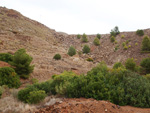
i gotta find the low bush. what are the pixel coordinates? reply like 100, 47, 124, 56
82, 45, 90, 54
53, 54, 61, 60
141, 35, 150, 51
122, 42, 126, 47
68, 46, 76, 56
128, 45, 131, 48
135, 43, 138, 46
136, 29, 144, 36
97, 34, 101, 39
0, 53, 13, 63
93, 37, 100, 46
86, 57, 93, 62
123, 45, 128, 50
125, 58, 136, 71
140, 57, 150, 74
27, 90, 47, 104
121, 35, 125, 38
110, 36, 115, 42
82, 33, 88, 42
0, 67, 21, 88
113, 62, 124, 69
77, 34, 81, 39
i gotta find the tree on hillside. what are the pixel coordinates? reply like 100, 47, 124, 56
82, 33, 88, 42
141, 35, 150, 51
110, 26, 120, 37
68, 46, 76, 56
10, 48, 34, 79
82, 45, 90, 54
97, 34, 101, 39
93, 37, 100, 46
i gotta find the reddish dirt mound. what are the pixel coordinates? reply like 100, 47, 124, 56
0, 61, 11, 67
35, 98, 150, 113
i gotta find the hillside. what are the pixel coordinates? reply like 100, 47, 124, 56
0, 7, 150, 79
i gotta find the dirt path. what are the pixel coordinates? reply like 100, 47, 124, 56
35, 98, 150, 113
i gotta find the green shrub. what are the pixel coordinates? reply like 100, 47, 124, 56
123, 45, 128, 50
110, 36, 115, 42
86, 57, 93, 62
77, 34, 81, 39
140, 58, 150, 74
121, 35, 125, 38
10, 49, 34, 79
53, 54, 61, 60
113, 62, 124, 69
110, 26, 120, 37
0, 53, 13, 63
31, 78, 39, 84
96, 34, 101, 39
93, 37, 100, 46
141, 35, 150, 51
128, 45, 131, 48
144, 74, 150, 81
125, 58, 136, 71
27, 90, 47, 104
82, 45, 90, 54
135, 43, 138, 46
81, 33, 88, 42
0, 86, 2, 98
114, 45, 119, 52
0, 67, 21, 88
68, 46, 76, 56
125, 40, 130, 44
136, 29, 144, 36
114, 41, 118, 44
122, 42, 126, 47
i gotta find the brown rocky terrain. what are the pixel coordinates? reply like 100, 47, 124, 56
0, 7, 150, 113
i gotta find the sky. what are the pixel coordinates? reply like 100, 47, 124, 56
0, 0, 150, 34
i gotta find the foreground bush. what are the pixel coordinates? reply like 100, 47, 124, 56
10, 49, 34, 79
68, 46, 76, 56
136, 29, 144, 36
53, 54, 61, 60
0, 53, 13, 63
0, 67, 21, 88
18, 62, 150, 107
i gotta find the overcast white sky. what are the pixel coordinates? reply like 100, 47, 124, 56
0, 0, 150, 34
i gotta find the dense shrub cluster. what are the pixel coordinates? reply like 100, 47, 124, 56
136, 29, 144, 36
53, 54, 61, 60
68, 46, 76, 56
0, 53, 13, 63
0, 67, 21, 88
82, 45, 90, 54
18, 62, 150, 107
10, 49, 34, 79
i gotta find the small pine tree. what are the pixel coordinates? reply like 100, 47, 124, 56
141, 35, 150, 51
82, 33, 88, 42
82, 45, 90, 54
10, 49, 34, 79
97, 34, 101, 39
110, 26, 120, 37
93, 37, 100, 46
68, 46, 76, 56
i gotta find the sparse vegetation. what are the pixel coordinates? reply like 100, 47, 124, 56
68, 46, 76, 56
123, 45, 128, 50
53, 54, 61, 60
114, 45, 119, 52
93, 37, 100, 46
0, 67, 21, 88
141, 35, 150, 51
121, 35, 125, 38
110, 26, 120, 37
10, 49, 34, 79
82, 33, 88, 42
96, 33, 101, 39
136, 29, 144, 36
82, 45, 90, 54
86, 57, 93, 62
